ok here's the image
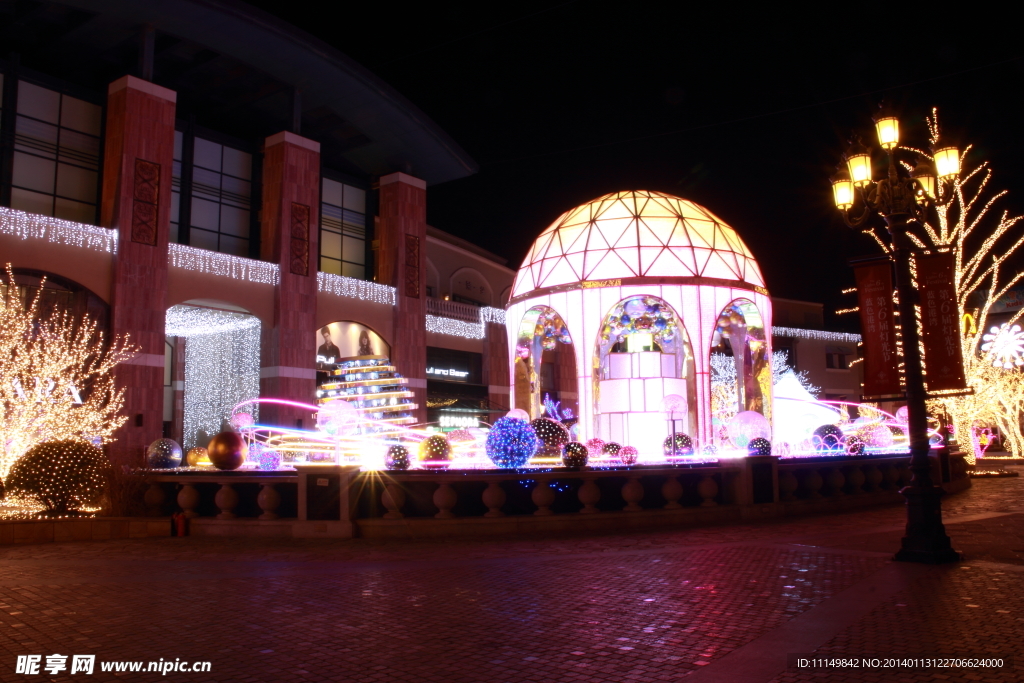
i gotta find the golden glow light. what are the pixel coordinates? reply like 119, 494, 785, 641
874, 116, 899, 150
832, 173, 854, 210
0, 264, 135, 478
934, 145, 960, 179
846, 149, 873, 187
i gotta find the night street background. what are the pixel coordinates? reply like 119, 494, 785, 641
244, 2, 1024, 328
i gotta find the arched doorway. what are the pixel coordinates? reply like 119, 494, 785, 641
513, 306, 577, 421
593, 295, 696, 457
709, 298, 771, 446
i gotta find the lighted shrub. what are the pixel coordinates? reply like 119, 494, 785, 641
6, 440, 109, 516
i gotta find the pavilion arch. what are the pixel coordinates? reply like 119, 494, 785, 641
449, 266, 493, 306
512, 305, 578, 421
708, 298, 772, 445
592, 295, 697, 457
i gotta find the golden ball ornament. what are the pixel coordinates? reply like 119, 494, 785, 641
186, 446, 211, 467
418, 434, 452, 468
207, 431, 248, 470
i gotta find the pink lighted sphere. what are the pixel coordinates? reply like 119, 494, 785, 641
619, 446, 639, 466
727, 411, 771, 449
506, 408, 530, 421
230, 412, 254, 430
896, 406, 909, 424
585, 438, 605, 455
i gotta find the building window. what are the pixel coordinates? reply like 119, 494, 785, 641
187, 137, 253, 257
320, 177, 366, 279
171, 130, 183, 243
9, 80, 101, 224
825, 346, 851, 369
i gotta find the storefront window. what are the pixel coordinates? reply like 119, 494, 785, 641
320, 177, 366, 279
188, 137, 253, 257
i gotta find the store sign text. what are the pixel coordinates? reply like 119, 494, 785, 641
11, 378, 84, 404
439, 415, 479, 429
426, 366, 469, 379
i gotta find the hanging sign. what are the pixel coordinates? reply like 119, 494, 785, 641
917, 251, 967, 391
853, 259, 902, 397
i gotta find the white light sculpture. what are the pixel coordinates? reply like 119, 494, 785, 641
981, 323, 1024, 369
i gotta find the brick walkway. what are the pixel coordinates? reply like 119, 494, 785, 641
1, 475, 1023, 682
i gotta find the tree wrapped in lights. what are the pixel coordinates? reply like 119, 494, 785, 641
0, 265, 135, 478
6, 439, 109, 516
885, 113, 1024, 462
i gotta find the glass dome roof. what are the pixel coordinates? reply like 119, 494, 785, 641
512, 190, 765, 298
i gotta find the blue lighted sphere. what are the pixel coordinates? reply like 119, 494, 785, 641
812, 424, 845, 451
258, 448, 282, 471
146, 438, 182, 469
663, 433, 694, 456
485, 417, 538, 469
562, 441, 589, 468
385, 444, 410, 470
747, 437, 772, 456
929, 432, 944, 446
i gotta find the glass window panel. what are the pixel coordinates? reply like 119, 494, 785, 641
322, 178, 343, 207
321, 203, 342, 232
17, 81, 60, 124
59, 95, 101, 136
219, 175, 251, 208
220, 234, 249, 257
190, 197, 220, 230
342, 186, 365, 213
320, 257, 341, 276
343, 236, 365, 264
54, 197, 95, 224
221, 147, 251, 180
10, 187, 53, 216
56, 163, 97, 202
321, 230, 341, 259
341, 262, 365, 280
13, 151, 56, 193
57, 128, 100, 167
189, 228, 218, 252
174, 130, 183, 162
170, 220, 179, 244
191, 167, 221, 201
171, 190, 180, 224
15, 116, 58, 158
219, 205, 249, 237
193, 138, 222, 171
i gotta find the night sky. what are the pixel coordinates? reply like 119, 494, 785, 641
253, 2, 1024, 330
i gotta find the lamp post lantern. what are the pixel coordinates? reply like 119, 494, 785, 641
831, 106, 962, 563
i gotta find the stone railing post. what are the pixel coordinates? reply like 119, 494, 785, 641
258, 484, 281, 520
177, 483, 200, 518
433, 482, 457, 519
214, 484, 238, 519
482, 480, 506, 517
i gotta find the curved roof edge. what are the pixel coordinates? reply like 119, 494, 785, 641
58, 0, 478, 185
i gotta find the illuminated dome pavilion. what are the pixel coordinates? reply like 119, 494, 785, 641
505, 190, 773, 458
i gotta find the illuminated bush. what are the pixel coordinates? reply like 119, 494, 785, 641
6, 439, 109, 516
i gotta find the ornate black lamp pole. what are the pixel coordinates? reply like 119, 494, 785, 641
831, 107, 962, 563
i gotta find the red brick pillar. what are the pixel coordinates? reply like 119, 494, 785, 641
259, 132, 320, 428
101, 76, 176, 466
483, 321, 510, 412
378, 172, 427, 424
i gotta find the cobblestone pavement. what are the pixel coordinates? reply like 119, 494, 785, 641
1, 476, 1023, 682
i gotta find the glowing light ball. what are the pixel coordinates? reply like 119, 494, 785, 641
385, 444, 410, 470
531, 418, 571, 458
619, 445, 638, 466
929, 432, 944, 446
317, 400, 359, 436
506, 408, 530, 421
864, 425, 894, 448
418, 434, 452, 468
258, 448, 282, 471
207, 431, 247, 470
562, 441, 589, 467
229, 412, 254, 430
446, 429, 474, 443
663, 433, 694, 456
586, 438, 606, 455
747, 437, 772, 456
602, 442, 622, 458
888, 425, 907, 441
896, 406, 909, 424
146, 438, 182, 469
485, 417, 538, 468
845, 436, 866, 455
727, 411, 771, 449
812, 424, 844, 451
186, 446, 211, 467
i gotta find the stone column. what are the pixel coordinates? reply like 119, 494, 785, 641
378, 172, 427, 424
101, 76, 176, 466
259, 132, 320, 428
483, 320, 510, 413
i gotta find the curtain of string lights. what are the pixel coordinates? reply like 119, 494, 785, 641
166, 305, 261, 450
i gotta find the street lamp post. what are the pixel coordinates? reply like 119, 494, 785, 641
831, 107, 962, 563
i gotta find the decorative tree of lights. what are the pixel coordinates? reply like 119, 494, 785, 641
902, 112, 1024, 462
0, 265, 135, 478
6, 439, 109, 516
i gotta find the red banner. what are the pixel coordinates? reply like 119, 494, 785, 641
854, 260, 902, 397
917, 251, 967, 391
